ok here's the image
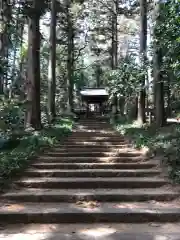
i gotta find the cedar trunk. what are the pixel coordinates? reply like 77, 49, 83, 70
153, 0, 166, 127
137, 0, 147, 124
48, 0, 57, 122
67, 2, 74, 112
25, 15, 41, 129
111, 0, 118, 115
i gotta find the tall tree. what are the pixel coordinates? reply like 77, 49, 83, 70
25, 0, 42, 129
137, 0, 147, 124
48, 0, 57, 122
153, 0, 165, 127
67, 0, 74, 112
111, 0, 118, 69
0, 0, 11, 94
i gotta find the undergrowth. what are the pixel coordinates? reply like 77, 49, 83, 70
115, 118, 180, 183
0, 118, 73, 188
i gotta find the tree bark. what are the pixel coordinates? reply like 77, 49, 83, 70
153, 0, 166, 127
67, 1, 74, 112
137, 0, 147, 124
0, 0, 11, 94
111, 0, 118, 70
111, 0, 118, 116
48, 0, 57, 122
153, 48, 165, 127
96, 63, 101, 87
166, 71, 172, 117
25, 11, 41, 129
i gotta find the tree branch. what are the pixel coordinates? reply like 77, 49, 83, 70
73, 31, 88, 62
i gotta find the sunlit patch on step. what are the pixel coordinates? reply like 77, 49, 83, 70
1, 204, 25, 212
79, 227, 116, 237
75, 201, 100, 209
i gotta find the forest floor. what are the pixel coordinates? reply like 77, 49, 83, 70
115, 117, 180, 183
0, 118, 73, 190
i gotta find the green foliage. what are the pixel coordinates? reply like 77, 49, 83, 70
0, 98, 25, 136
153, 0, 180, 97
0, 118, 73, 187
115, 119, 180, 183
104, 56, 141, 102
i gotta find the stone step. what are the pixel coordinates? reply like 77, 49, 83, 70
78, 122, 108, 124
37, 156, 143, 163
40, 152, 141, 158
0, 202, 180, 223
77, 124, 110, 126
65, 139, 129, 143
2, 223, 180, 238
3, 188, 178, 202
60, 142, 130, 146
25, 169, 160, 178
15, 177, 166, 189
2, 232, 180, 240
67, 136, 126, 140
73, 129, 114, 132
46, 145, 133, 150
45, 147, 136, 152
31, 161, 158, 169
71, 132, 122, 135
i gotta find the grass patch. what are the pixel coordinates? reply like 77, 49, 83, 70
0, 117, 73, 188
115, 118, 180, 183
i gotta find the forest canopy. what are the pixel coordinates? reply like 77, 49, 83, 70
0, 0, 180, 131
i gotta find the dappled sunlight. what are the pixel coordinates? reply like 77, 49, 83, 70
1, 225, 180, 240
0, 203, 25, 212
79, 227, 117, 237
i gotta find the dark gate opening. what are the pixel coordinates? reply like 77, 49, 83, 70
79, 88, 109, 118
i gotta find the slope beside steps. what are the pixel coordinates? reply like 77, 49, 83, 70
1, 117, 180, 239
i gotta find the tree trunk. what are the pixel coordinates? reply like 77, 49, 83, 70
25, 13, 41, 130
137, 0, 147, 124
0, 1, 11, 94
153, 48, 165, 127
153, 0, 166, 127
96, 63, 101, 87
111, 0, 118, 70
111, 0, 118, 116
48, 0, 57, 122
166, 71, 172, 117
119, 96, 125, 116
67, 1, 74, 113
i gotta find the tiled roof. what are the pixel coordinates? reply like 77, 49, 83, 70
80, 88, 108, 96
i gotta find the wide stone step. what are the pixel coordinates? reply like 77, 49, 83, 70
37, 156, 143, 163
15, 177, 166, 189
25, 169, 160, 178
0, 202, 180, 223
44, 146, 137, 153
3, 188, 178, 202
73, 130, 115, 133
67, 136, 126, 140
71, 132, 122, 136
2, 232, 180, 240
65, 139, 128, 143
41, 152, 141, 158
46, 145, 133, 150
31, 161, 158, 169
2, 223, 180, 239
60, 142, 130, 146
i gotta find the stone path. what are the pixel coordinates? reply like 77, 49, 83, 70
1, 118, 180, 239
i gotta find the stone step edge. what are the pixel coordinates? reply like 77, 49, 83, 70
26, 169, 160, 173
1, 202, 180, 223
31, 162, 158, 169
3, 188, 178, 202
14, 177, 167, 189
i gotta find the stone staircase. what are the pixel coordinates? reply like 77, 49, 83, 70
1, 118, 180, 239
